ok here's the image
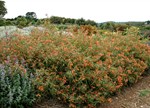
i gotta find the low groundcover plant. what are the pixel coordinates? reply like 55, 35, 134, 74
0, 59, 35, 108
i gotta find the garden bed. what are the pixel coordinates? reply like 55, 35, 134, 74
0, 26, 150, 107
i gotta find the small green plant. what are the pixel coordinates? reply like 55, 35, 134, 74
0, 61, 35, 108
139, 89, 150, 97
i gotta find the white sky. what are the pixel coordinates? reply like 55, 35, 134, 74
3, 0, 150, 22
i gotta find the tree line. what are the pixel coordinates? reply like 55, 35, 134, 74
0, 0, 150, 35
0, 1, 97, 27
0, 14, 98, 28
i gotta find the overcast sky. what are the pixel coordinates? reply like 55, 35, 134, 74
4, 0, 150, 22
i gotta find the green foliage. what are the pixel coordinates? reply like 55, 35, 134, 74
125, 22, 145, 27
0, 18, 15, 26
99, 22, 129, 32
0, 15, 97, 27
25, 12, 38, 26
0, 0, 7, 18
76, 18, 86, 25
139, 89, 150, 97
16, 16, 28, 28
99, 22, 115, 31
26, 12, 37, 19
56, 24, 68, 30
61, 18, 75, 24
145, 20, 150, 25
125, 26, 139, 34
50, 16, 63, 24
0, 18, 5, 26
49, 16, 97, 26
35, 19, 42, 26
0, 62, 35, 108
143, 26, 150, 30
139, 29, 150, 39
5, 20, 13, 26
85, 20, 97, 26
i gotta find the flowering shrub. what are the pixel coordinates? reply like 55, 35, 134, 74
80, 25, 98, 35
0, 26, 150, 107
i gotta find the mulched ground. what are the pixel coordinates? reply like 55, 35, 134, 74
99, 72, 150, 108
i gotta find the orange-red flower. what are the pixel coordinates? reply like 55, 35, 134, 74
38, 86, 44, 92
117, 76, 123, 84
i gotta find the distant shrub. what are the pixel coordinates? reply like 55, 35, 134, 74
140, 29, 150, 40
125, 26, 140, 36
5, 20, 13, 26
16, 17, 28, 28
0, 19, 5, 26
143, 26, 150, 30
57, 25, 68, 30
81, 25, 97, 35
99, 22, 130, 33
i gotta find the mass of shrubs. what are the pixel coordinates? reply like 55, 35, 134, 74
0, 25, 150, 107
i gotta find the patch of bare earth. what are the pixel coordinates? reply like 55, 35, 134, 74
33, 98, 68, 108
100, 73, 150, 108
33, 72, 150, 108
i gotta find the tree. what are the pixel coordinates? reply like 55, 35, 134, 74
0, 18, 5, 26
99, 22, 115, 31
85, 20, 97, 26
145, 20, 150, 25
76, 18, 86, 25
36, 19, 42, 25
16, 16, 27, 28
50, 16, 63, 24
0, 0, 7, 18
26, 12, 37, 19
